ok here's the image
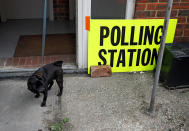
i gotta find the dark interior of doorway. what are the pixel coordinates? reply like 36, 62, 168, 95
14, 0, 76, 66
0, 0, 76, 68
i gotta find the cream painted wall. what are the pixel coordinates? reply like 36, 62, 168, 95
4, 0, 49, 19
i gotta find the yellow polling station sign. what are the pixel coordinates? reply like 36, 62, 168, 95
88, 19, 177, 74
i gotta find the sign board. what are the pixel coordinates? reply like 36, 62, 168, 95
88, 19, 177, 74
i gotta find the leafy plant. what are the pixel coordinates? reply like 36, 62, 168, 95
49, 118, 69, 131
63, 117, 69, 123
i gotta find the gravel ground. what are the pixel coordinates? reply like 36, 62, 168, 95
0, 72, 188, 131
44, 72, 189, 131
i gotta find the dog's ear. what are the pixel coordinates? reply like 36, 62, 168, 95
53, 61, 63, 67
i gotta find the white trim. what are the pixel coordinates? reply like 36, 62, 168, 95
76, 0, 91, 69
125, 0, 136, 19
76, 0, 83, 68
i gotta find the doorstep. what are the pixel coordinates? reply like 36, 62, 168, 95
0, 55, 87, 78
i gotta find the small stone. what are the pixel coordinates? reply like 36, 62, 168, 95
91, 65, 112, 78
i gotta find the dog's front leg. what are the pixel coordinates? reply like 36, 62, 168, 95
56, 69, 63, 96
48, 81, 54, 90
41, 90, 48, 107
56, 79, 63, 96
35, 93, 40, 98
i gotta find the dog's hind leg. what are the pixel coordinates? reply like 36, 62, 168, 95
56, 70, 63, 96
48, 81, 54, 90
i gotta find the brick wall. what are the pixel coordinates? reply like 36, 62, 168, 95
53, 0, 69, 20
134, 0, 189, 43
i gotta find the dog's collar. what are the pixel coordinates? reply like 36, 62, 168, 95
36, 72, 43, 79
31, 72, 43, 81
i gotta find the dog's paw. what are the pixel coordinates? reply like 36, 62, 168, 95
40, 102, 46, 107
47, 87, 52, 90
57, 92, 62, 97
35, 94, 40, 98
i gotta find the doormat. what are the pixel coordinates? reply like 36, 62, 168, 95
14, 34, 76, 57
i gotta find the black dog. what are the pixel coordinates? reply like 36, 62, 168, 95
27, 61, 63, 107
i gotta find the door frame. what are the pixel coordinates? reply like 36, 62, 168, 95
76, 0, 91, 69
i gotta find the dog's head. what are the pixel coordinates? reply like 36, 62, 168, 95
27, 75, 45, 94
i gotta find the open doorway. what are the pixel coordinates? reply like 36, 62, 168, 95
0, 0, 76, 68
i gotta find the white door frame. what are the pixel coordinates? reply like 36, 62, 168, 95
76, 0, 136, 69
76, 0, 91, 69
125, 0, 136, 19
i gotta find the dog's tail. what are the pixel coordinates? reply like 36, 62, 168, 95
53, 61, 63, 67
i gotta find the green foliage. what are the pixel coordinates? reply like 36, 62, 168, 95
63, 118, 69, 123
49, 118, 69, 131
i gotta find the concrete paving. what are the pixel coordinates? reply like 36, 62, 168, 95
0, 73, 189, 131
